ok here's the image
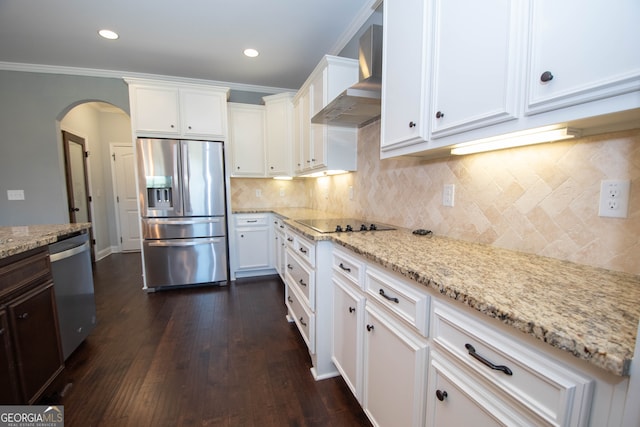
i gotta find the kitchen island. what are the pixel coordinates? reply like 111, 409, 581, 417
0, 223, 92, 259
235, 207, 640, 377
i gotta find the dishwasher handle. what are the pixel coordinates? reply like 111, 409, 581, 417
49, 239, 90, 263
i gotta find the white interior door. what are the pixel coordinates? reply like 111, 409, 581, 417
111, 144, 140, 252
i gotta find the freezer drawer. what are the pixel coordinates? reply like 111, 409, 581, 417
142, 217, 226, 240
143, 237, 228, 288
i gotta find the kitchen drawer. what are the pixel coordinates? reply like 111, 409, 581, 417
235, 214, 269, 227
286, 283, 315, 353
365, 266, 429, 336
285, 250, 315, 310
0, 248, 51, 299
290, 231, 315, 268
284, 229, 296, 250
333, 247, 365, 289
431, 300, 593, 427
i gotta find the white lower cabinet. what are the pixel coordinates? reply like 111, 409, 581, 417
363, 302, 428, 427
285, 229, 336, 380
329, 245, 611, 427
332, 277, 365, 399
232, 213, 274, 278
272, 216, 287, 280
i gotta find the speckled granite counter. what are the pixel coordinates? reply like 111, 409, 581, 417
233, 207, 640, 376
0, 223, 92, 259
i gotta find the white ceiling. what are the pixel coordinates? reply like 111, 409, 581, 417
0, 0, 378, 92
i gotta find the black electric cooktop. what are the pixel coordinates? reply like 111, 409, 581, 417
295, 218, 396, 233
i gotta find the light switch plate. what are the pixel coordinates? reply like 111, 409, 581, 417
7, 189, 25, 200
443, 184, 455, 207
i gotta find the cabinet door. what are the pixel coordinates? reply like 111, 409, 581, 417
380, 0, 430, 151
180, 89, 227, 138
430, 0, 520, 137
132, 86, 180, 134
235, 227, 271, 270
8, 282, 63, 404
363, 303, 428, 427
265, 96, 293, 176
310, 124, 326, 169
0, 310, 21, 404
332, 279, 364, 400
292, 97, 304, 173
526, 0, 640, 114
228, 104, 266, 177
299, 91, 312, 171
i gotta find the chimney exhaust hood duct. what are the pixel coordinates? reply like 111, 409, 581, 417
311, 24, 382, 128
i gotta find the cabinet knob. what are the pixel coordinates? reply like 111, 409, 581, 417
188, 126, 192, 130
170, 124, 175, 128
540, 71, 554, 83
436, 390, 448, 402
18, 312, 29, 320
409, 121, 416, 128
237, 166, 240, 170
240, 234, 244, 238
366, 324, 374, 332
270, 166, 274, 170
436, 111, 445, 119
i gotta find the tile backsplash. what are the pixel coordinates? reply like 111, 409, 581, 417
231, 123, 639, 275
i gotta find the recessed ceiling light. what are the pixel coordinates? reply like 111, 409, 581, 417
243, 48, 259, 58
98, 29, 119, 40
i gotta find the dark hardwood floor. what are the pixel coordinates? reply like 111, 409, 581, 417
43, 253, 370, 427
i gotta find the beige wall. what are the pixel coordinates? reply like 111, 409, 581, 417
231, 123, 640, 275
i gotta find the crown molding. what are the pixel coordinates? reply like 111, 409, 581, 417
0, 61, 296, 94
328, 0, 379, 55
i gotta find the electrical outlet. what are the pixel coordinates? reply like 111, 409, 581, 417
598, 179, 630, 218
348, 186, 354, 200
7, 190, 25, 200
443, 184, 455, 207
279, 188, 285, 197
255, 189, 262, 198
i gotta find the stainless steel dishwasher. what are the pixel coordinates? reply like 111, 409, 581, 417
48, 230, 97, 360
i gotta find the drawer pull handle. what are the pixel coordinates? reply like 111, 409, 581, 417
287, 296, 293, 303
339, 263, 351, 272
436, 390, 448, 402
379, 289, 399, 303
287, 238, 294, 242
348, 307, 355, 313
280, 225, 285, 229
246, 220, 258, 223
18, 312, 29, 320
287, 264, 293, 270
366, 324, 374, 332
465, 343, 513, 376
299, 247, 307, 254
299, 317, 307, 327
299, 279, 307, 287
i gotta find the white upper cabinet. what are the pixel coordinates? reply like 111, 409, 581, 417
525, 0, 640, 115
380, 0, 431, 156
380, 0, 640, 158
294, 55, 358, 175
228, 103, 265, 177
179, 89, 227, 138
263, 93, 295, 177
126, 79, 229, 139
430, 0, 522, 138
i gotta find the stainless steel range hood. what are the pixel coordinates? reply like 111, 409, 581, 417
311, 24, 382, 128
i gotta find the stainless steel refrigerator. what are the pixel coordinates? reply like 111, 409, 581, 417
136, 138, 228, 289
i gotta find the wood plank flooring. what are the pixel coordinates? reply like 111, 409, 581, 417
42, 253, 370, 427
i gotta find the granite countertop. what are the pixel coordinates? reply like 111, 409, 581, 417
0, 223, 92, 259
233, 207, 640, 377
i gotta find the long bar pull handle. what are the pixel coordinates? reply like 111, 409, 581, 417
465, 343, 513, 376
379, 288, 399, 303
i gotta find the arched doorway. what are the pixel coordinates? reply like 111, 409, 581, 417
59, 101, 137, 260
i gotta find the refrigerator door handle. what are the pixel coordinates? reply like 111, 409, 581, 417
182, 143, 192, 214
145, 218, 222, 225
148, 238, 223, 247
